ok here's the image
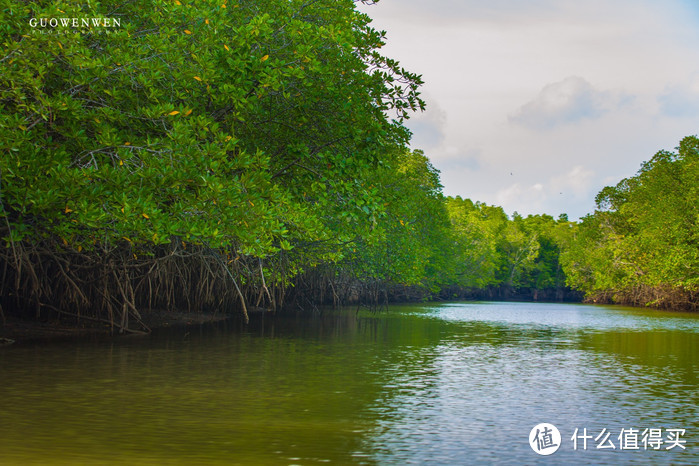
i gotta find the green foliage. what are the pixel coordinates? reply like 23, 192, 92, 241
560, 135, 699, 308
446, 197, 507, 289
444, 198, 570, 297
0, 0, 423, 266
0, 0, 439, 324
342, 149, 453, 292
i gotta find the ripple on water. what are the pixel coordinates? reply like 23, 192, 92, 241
360, 302, 698, 464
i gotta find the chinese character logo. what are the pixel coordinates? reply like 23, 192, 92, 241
570, 427, 687, 451
530, 423, 561, 455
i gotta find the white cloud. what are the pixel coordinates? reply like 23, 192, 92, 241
435, 148, 483, 172
550, 165, 595, 198
509, 77, 631, 130
495, 183, 547, 213
658, 75, 699, 117
359, 0, 699, 219
406, 95, 448, 149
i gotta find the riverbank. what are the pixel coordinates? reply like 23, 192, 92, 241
0, 310, 232, 345
3, 295, 694, 346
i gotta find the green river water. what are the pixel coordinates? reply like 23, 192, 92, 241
0, 301, 697, 465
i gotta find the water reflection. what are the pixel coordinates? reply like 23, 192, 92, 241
0, 302, 696, 464
361, 303, 698, 464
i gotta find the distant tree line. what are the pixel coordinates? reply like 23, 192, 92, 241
0, 1, 695, 333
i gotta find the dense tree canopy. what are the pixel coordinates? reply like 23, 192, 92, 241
444, 198, 574, 301
0, 0, 422, 254
0, 0, 426, 327
559, 136, 698, 309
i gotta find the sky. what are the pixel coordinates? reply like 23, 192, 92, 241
357, 0, 699, 220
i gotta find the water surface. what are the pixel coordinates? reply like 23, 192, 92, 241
0, 302, 696, 464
